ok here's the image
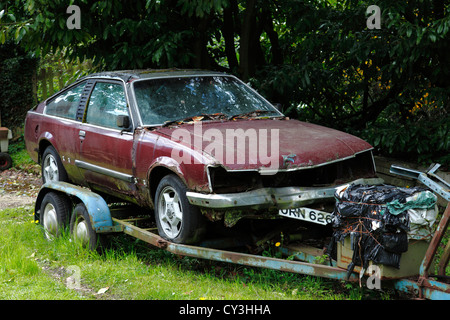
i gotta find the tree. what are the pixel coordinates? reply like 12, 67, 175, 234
1, 0, 449, 165
0, 0, 285, 79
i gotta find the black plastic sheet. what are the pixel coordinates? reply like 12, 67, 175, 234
328, 184, 427, 276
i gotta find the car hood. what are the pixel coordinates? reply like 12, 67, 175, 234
153, 118, 373, 172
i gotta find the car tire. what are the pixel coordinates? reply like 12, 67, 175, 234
70, 203, 100, 251
41, 146, 69, 183
0, 152, 12, 171
155, 174, 206, 244
40, 191, 71, 240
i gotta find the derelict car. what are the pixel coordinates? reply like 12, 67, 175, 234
25, 69, 379, 244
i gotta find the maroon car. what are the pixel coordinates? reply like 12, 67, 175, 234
25, 69, 379, 244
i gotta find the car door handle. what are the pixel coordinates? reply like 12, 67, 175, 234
79, 130, 86, 137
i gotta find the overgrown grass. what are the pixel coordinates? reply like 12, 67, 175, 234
7, 138, 39, 173
0, 207, 83, 299
0, 206, 380, 301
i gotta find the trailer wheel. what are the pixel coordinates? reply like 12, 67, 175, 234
155, 174, 206, 244
40, 192, 71, 240
70, 203, 99, 250
42, 146, 69, 183
0, 152, 12, 171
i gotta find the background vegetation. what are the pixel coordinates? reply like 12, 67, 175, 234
1, 0, 449, 165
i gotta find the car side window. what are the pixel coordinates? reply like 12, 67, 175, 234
85, 82, 129, 129
46, 81, 86, 120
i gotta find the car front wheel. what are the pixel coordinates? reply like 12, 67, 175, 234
155, 174, 206, 244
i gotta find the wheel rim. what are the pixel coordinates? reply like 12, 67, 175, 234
74, 218, 90, 247
43, 202, 58, 239
158, 186, 183, 239
43, 154, 59, 182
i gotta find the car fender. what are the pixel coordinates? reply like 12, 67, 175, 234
147, 156, 187, 191
37, 132, 58, 158
35, 181, 114, 232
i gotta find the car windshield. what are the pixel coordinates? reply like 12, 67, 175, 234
132, 76, 281, 125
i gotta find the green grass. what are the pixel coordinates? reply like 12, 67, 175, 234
0, 207, 83, 299
0, 206, 376, 300
7, 139, 39, 173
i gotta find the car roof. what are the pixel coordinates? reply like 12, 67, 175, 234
81, 69, 228, 83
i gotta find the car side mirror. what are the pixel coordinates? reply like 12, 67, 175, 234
117, 115, 131, 129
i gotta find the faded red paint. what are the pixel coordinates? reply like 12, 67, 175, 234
155, 118, 372, 171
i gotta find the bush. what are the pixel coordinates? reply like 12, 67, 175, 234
0, 43, 37, 129
359, 116, 450, 168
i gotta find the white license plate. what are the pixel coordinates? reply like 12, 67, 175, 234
279, 207, 332, 225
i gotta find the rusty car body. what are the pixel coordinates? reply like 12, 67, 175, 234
25, 69, 378, 244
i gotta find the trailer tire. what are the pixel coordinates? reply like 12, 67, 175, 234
155, 174, 206, 244
70, 203, 99, 251
40, 191, 71, 240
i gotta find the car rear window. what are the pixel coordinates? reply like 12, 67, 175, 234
45, 81, 86, 120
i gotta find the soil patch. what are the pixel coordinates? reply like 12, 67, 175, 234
0, 168, 42, 209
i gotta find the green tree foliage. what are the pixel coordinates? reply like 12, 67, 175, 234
1, 0, 448, 165
0, 42, 37, 129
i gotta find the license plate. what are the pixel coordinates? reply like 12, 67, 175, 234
279, 207, 332, 225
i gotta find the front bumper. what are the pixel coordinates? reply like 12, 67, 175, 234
186, 178, 383, 210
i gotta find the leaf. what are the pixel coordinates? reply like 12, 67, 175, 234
406, 28, 412, 38
429, 33, 437, 43
97, 287, 109, 294
15, 26, 22, 40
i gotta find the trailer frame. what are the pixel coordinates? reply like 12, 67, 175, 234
34, 165, 450, 300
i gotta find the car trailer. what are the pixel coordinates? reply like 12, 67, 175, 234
34, 165, 450, 300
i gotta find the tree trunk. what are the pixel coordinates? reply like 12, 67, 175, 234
261, 9, 283, 65
239, 0, 258, 81
222, 3, 239, 73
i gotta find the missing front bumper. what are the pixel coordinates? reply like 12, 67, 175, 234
186, 177, 384, 210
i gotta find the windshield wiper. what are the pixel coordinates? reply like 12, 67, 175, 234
162, 113, 228, 127
227, 109, 272, 120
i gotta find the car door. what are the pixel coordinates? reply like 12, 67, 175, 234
42, 80, 88, 185
75, 80, 136, 201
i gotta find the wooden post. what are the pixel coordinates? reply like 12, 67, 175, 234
48, 68, 54, 95
40, 68, 48, 100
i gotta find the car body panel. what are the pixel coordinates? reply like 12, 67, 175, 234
154, 118, 373, 172
76, 124, 135, 200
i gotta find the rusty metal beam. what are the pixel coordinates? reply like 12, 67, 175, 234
394, 278, 450, 300
419, 203, 450, 278
112, 217, 358, 282
438, 234, 450, 276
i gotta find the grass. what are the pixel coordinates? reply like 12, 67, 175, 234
0, 206, 376, 301
0, 207, 82, 299
7, 138, 39, 173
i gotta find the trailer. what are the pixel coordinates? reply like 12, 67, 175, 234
33, 164, 450, 300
